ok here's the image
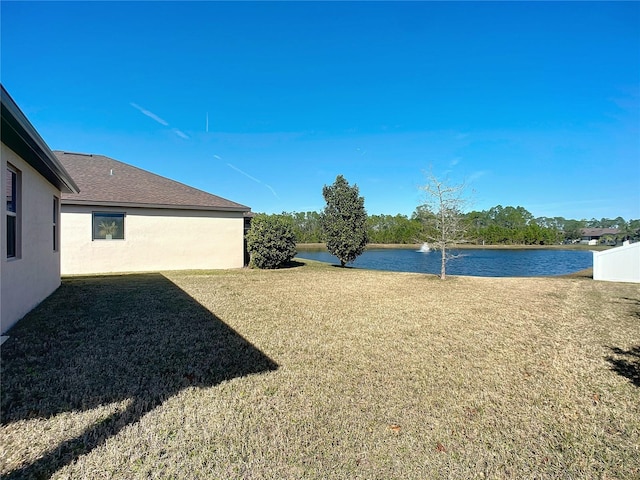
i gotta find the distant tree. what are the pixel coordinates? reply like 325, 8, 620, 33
465, 210, 491, 244
562, 219, 585, 243
320, 175, 368, 267
285, 211, 323, 243
628, 219, 640, 241
418, 171, 469, 280
534, 217, 565, 244
246, 214, 297, 269
412, 205, 435, 226
613, 216, 627, 230
367, 214, 423, 244
587, 218, 601, 228
467, 205, 565, 245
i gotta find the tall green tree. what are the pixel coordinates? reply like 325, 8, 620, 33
320, 175, 368, 267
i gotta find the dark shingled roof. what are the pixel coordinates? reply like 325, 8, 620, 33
56, 151, 249, 212
580, 228, 620, 237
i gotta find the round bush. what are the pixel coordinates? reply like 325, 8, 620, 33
246, 214, 297, 269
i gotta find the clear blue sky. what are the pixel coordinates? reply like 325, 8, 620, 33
2, 1, 639, 220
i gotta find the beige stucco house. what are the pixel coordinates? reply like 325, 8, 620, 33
1, 85, 80, 335
56, 152, 251, 275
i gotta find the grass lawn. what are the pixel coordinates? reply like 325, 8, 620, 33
1, 260, 638, 479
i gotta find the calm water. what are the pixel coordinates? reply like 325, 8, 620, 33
295, 247, 593, 277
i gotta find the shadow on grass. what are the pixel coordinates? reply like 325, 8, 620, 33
248, 260, 306, 270
606, 346, 640, 387
1, 273, 278, 479
277, 260, 306, 269
620, 297, 640, 320
558, 267, 593, 279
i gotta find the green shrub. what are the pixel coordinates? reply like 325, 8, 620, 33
246, 214, 297, 269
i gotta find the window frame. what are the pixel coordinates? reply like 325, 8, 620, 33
53, 196, 59, 251
92, 212, 126, 241
6, 164, 21, 259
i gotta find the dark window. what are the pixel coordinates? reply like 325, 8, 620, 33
53, 197, 59, 251
6, 168, 16, 213
92, 212, 125, 240
7, 214, 16, 257
6, 166, 18, 258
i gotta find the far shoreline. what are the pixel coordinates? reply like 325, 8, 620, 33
297, 243, 612, 252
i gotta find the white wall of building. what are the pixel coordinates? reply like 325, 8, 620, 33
593, 242, 640, 283
61, 205, 245, 274
1, 143, 62, 333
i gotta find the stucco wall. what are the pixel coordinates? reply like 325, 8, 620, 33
593, 242, 640, 283
1, 143, 61, 333
61, 205, 246, 274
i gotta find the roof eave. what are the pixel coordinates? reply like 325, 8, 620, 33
0, 85, 80, 194
60, 198, 251, 213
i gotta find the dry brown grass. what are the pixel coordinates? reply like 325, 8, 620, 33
1, 261, 638, 479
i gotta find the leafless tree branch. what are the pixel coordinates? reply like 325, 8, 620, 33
418, 169, 470, 279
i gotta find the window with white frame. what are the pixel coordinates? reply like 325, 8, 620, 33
6, 165, 20, 258
92, 212, 125, 240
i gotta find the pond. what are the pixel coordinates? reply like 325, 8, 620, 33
295, 247, 593, 277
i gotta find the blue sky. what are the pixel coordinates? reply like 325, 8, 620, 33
2, 1, 639, 220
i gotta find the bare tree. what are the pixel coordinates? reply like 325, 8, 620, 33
418, 171, 469, 280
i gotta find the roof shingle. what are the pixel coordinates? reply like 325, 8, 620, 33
580, 228, 620, 236
57, 151, 249, 212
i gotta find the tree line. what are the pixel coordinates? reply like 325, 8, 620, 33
267, 208, 639, 246
247, 173, 637, 279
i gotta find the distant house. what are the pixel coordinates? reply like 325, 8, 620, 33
1, 86, 80, 335
580, 228, 620, 246
593, 241, 640, 283
56, 152, 251, 275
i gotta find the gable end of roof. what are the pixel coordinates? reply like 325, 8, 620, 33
1, 85, 79, 194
